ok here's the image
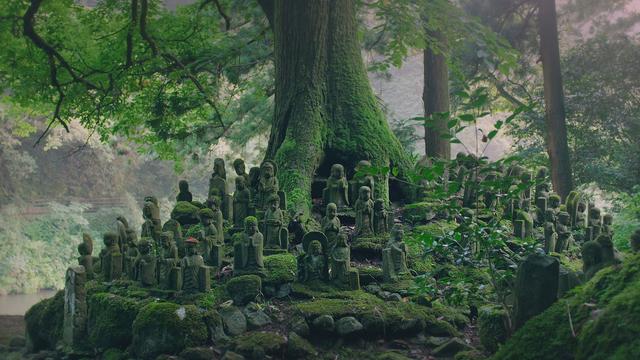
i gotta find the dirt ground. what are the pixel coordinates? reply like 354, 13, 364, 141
0, 316, 25, 346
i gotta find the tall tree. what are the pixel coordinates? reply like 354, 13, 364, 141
538, 0, 573, 199
423, 32, 450, 159
260, 0, 410, 210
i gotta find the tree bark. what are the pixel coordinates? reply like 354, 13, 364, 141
264, 0, 410, 211
423, 34, 451, 160
538, 0, 573, 200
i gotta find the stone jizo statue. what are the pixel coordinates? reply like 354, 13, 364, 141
257, 161, 279, 211
321, 203, 341, 250
323, 164, 349, 209
382, 226, 409, 282
330, 233, 351, 283
99, 232, 122, 281
134, 239, 156, 287
233, 176, 252, 230
355, 186, 374, 236
556, 212, 573, 253
123, 229, 139, 278
264, 194, 285, 250
181, 237, 206, 293
233, 158, 250, 184
233, 216, 265, 276
77, 234, 94, 280
373, 198, 389, 235
177, 180, 193, 202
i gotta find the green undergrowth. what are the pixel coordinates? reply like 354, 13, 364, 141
264, 253, 297, 284
492, 253, 640, 360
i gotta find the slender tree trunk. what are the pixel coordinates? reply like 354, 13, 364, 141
538, 0, 573, 199
423, 34, 450, 160
262, 0, 410, 211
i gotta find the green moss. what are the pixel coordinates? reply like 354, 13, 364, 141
403, 202, 438, 224
233, 331, 286, 359
492, 253, 640, 360
478, 305, 508, 353
455, 350, 486, 360
226, 275, 262, 306
171, 201, 200, 225
24, 290, 64, 351
412, 220, 458, 237
264, 254, 297, 284
132, 302, 207, 359
87, 293, 141, 350
185, 223, 203, 238
102, 348, 126, 360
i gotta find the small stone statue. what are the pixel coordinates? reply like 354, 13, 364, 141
233, 158, 250, 183
181, 237, 206, 293
298, 232, 329, 282
330, 233, 351, 283
208, 159, 228, 218
534, 167, 550, 201
158, 232, 180, 290
351, 160, 375, 201
78, 234, 94, 280
264, 194, 285, 250
373, 198, 389, 235
206, 198, 225, 244
141, 198, 161, 244
248, 166, 261, 199
233, 217, 265, 276
382, 226, 409, 282
197, 208, 218, 265
233, 176, 252, 230
134, 238, 156, 287
543, 222, 557, 254
176, 180, 193, 202
257, 161, 279, 210
581, 241, 603, 280
123, 229, 139, 278
354, 186, 374, 236
162, 218, 184, 257
323, 164, 349, 209
321, 203, 341, 250
548, 194, 561, 216
99, 232, 122, 281
575, 201, 588, 229
586, 207, 603, 241
556, 212, 573, 253
602, 214, 613, 237
116, 216, 129, 254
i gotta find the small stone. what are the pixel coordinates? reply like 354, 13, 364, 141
243, 306, 271, 330
364, 284, 381, 294
179, 346, 219, 360
287, 332, 317, 359
335, 316, 363, 336
219, 306, 247, 336
291, 316, 310, 337
226, 275, 262, 306
425, 336, 450, 348
379, 290, 392, 299
312, 315, 335, 333
263, 285, 276, 297
275, 283, 292, 298
432, 338, 472, 357
388, 293, 402, 302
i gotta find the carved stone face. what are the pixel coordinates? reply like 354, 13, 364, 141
330, 164, 344, 179
374, 199, 384, 211
262, 163, 274, 179
359, 186, 371, 201
236, 176, 246, 191
578, 202, 587, 212
310, 240, 322, 255
559, 213, 570, 225
393, 229, 404, 242
139, 241, 151, 255
234, 159, 246, 175
161, 233, 173, 248
214, 158, 225, 176
326, 203, 337, 218
246, 221, 258, 235
269, 198, 279, 212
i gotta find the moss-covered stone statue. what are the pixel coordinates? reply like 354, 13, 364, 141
123, 229, 139, 278
555, 211, 573, 253
206, 198, 225, 244
208, 158, 229, 219
141, 198, 161, 244
257, 160, 279, 211
158, 231, 180, 290
134, 238, 157, 287
330, 233, 358, 289
373, 198, 389, 235
233, 158, 250, 183
162, 218, 184, 257
264, 194, 286, 251
382, 226, 410, 282
233, 176, 252, 230
355, 186, 374, 237
323, 164, 350, 209
602, 214, 613, 237
350, 160, 375, 203
181, 237, 210, 293
116, 215, 129, 255
77, 233, 94, 280
176, 180, 193, 202
321, 203, 341, 250
534, 167, 550, 201
298, 232, 329, 282
543, 222, 557, 254
233, 216, 265, 276
198, 208, 221, 266
99, 232, 122, 281
586, 207, 603, 242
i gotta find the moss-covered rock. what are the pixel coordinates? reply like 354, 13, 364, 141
403, 202, 438, 224
132, 302, 207, 359
478, 305, 508, 353
24, 290, 64, 352
264, 254, 297, 285
87, 293, 141, 350
171, 202, 201, 225
492, 253, 640, 360
226, 275, 262, 306
287, 331, 317, 359
232, 331, 286, 359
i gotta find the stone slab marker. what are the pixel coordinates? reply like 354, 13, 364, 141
63, 266, 87, 351
513, 254, 559, 329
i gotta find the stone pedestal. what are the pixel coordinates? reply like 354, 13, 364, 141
513, 254, 559, 329
103, 253, 122, 281
63, 266, 87, 351
199, 266, 211, 292
348, 269, 360, 290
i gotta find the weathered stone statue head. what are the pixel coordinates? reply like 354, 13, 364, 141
78, 242, 91, 256
213, 158, 226, 179
261, 161, 276, 179
248, 167, 260, 186
236, 176, 247, 191
392, 225, 404, 243
336, 232, 348, 247
374, 198, 385, 211
245, 216, 259, 235
330, 164, 345, 179
208, 197, 220, 211
589, 207, 602, 225
233, 158, 246, 176
125, 229, 137, 245
577, 201, 587, 213
549, 194, 561, 209
138, 239, 152, 256
603, 214, 613, 226
199, 208, 215, 226
309, 240, 323, 256
82, 233, 94, 255
267, 193, 280, 211
359, 186, 371, 202
326, 203, 337, 218
179, 180, 189, 193
558, 211, 570, 226
103, 232, 118, 248
536, 167, 548, 181
185, 237, 199, 255
160, 231, 174, 248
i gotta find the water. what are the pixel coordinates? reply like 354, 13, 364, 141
0, 290, 58, 316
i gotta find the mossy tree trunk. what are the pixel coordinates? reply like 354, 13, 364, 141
260, 0, 411, 211
423, 32, 451, 160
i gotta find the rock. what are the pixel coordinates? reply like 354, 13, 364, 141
243, 305, 271, 330
432, 338, 472, 357
233, 331, 286, 359
132, 303, 207, 359
203, 310, 229, 343
425, 336, 450, 348
478, 305, 508, 354
87, 292, 141, 350
179, 346, 219, 360
335, 317, 363, 336
513, 254, 559, 329
364, 284, 381, 294
25, 290, 64, 352
290, 316, 310, 337
219, 306, 247, 336
9, 336, 26, 349
287, 332, 317, 359
312, 315, 335, 333
226, 275, 262, 306
221, 351, 245, 360
275, 283, 292, 298
387, 293, 402, 302
379, 290, 392, 299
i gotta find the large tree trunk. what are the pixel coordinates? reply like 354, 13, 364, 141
538, 0, 573, 200
263, 0, 410, 211
423, 34, 451, 160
